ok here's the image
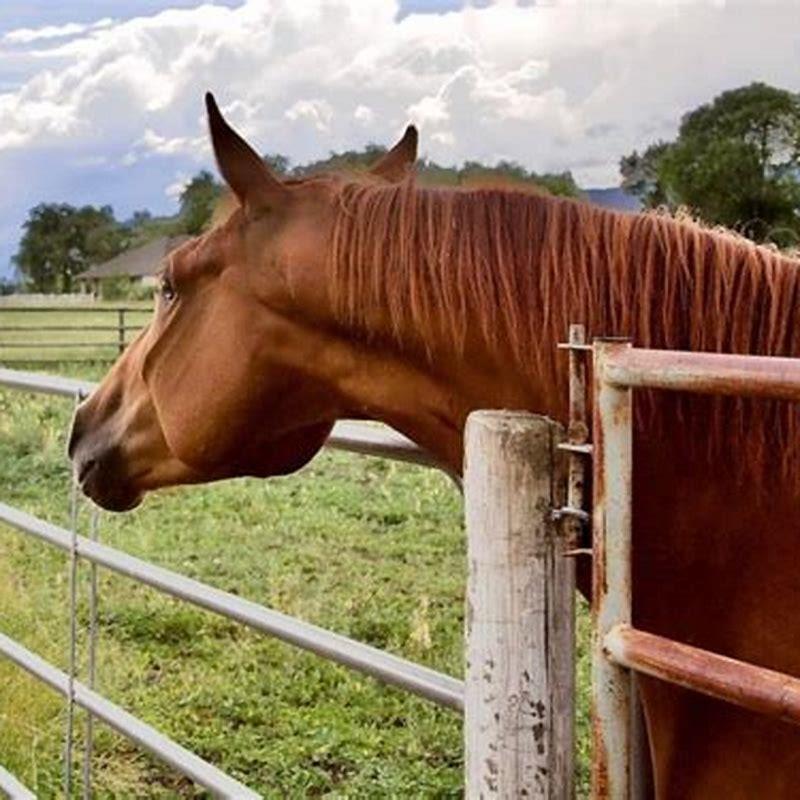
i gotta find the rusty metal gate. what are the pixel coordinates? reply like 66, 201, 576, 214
589, 339, 800, 799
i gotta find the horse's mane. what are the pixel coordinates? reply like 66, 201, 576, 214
328, 178, 800, 482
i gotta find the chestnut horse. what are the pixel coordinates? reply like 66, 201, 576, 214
69, 94, 800, 798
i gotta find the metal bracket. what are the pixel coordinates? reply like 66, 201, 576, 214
557, 342, 593, 352
557, 442, 593, 456
551, 506, 590, 523
563, 548, 593, 558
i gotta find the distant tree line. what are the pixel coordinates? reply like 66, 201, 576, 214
11, 151, 580, 293
10, 80, 800, 293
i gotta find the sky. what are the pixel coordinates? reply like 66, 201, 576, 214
0, 0, 798, 281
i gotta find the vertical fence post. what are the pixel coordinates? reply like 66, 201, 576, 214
117, 308, 125, 355
464, 410, 573, 798
591, 340, 634, 799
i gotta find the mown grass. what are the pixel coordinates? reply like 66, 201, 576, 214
0, 359, 592, 798
0, 304, 152, 365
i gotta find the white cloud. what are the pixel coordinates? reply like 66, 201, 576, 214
137, 129, 207, 158
285, 99, 335, 133
0, 0, 797, 196
353, 104, 374, 125
165, 173, 189, 199
2, 18, 113, 45
431, 130, 455, 146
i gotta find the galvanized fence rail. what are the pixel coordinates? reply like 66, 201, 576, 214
0, 502, 463, 710
0, 765, 35, 800
0, 367, 462, 798
591, 342, 800, 799
0, 368, 444, 469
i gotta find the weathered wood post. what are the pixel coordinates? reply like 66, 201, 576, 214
464, 411, 574, 798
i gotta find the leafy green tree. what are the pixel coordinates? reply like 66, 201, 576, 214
13, 203, 124, 293
178, 170, 222, 234
295, 144, 387, 176
622, 83, 800, 245
620, 142, 672, 208
452, 159, 581, 197
296, 148, 581, 198
263, 153, 291, 176
524, 170, 581, 198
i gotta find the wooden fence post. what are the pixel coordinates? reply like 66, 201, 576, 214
464, 411, 573, 799
117, 308, 126, 355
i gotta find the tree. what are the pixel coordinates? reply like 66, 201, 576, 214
178, 170, 222, 235
620, 141, 672, 208
294, 144, 386, 176
13, 203, 124, 293
452, 159, 581, 198
263, 153, 291, 176
621, 83, 800, 246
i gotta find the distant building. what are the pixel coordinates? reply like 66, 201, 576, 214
77, 235, 191, 296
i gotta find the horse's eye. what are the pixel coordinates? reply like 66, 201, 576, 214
160, 275, 176, 303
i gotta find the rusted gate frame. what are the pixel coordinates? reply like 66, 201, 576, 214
591, 341, 800, 799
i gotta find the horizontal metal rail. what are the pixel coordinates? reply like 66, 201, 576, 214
0, 632, 260, 799
0, 368, 436, 467
0, 325, 144, 332
605, 624, 800, 726
603, 347, 800, 401
0, 342, 126, 349
0, 306, 149, 313
327, 420, 441, 468
0, 369, 94, 397
0, 503, 463, 711
0, 765, 35, 800
0, 358, 118, 365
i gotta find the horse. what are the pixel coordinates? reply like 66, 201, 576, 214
68, 93, 800, 798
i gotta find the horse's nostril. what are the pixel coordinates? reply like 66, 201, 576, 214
77, 456, 98, 484
67, 413, 84, 459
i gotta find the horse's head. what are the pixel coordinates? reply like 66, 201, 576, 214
68, 93, 417, 511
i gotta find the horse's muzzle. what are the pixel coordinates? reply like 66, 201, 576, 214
68, 408, 142, 512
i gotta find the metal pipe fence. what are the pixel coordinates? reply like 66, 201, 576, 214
0, 367, 459, 798
0, 633, 260, 800
0, 766, 35, 800
0, 368, 445, 468
0, 502, 463, 710
591, 342, 800, 799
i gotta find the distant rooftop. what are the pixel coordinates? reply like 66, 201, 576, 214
78, 235, 191, 280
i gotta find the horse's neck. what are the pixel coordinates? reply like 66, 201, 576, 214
322, 299, 544, 470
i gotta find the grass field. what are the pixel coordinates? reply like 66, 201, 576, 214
0, 356, 592, 798
0, 303, 153, 365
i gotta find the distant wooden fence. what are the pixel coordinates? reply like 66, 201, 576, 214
0, 306, 150, 364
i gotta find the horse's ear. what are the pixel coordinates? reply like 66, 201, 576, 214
370, 124, 418, 182
205, 92, 287, 210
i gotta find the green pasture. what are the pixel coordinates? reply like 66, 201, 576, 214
0, 304, 153, 365
0, 356, 591, 797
